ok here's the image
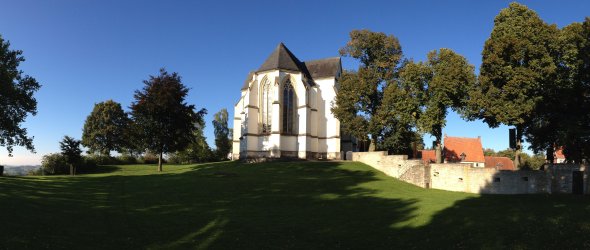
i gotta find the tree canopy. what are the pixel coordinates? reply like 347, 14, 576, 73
401, 49, 476, 163
130, 69, 206, 171
213, 108, 231, 160
82, 100, 130, 156
332, 29, 411, 152
464, 2, 558, 166
0, 35, 41, 157
60, 136, 82, 175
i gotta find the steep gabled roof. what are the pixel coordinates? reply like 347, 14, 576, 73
257, 43, 303, 72
485, 156, 515, 170
443, 135, 485, 163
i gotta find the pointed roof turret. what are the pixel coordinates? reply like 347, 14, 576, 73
257, 43, 303, 72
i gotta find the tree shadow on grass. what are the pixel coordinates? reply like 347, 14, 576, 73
0, 161, 421, 249
401, 193, 590, 249
3, 161, 590, 249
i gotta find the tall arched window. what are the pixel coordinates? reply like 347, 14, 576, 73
261, 78, 272, 133
282, 80, 295, 134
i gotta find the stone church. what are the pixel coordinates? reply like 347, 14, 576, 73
232, 43, 354, 160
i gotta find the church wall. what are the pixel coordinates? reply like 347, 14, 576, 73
315, 78, 340, 159
233, 46, 343, 160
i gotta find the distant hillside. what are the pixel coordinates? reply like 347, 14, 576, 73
2, 165, 41, 176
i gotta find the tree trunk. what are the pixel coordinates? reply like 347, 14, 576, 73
435, 140, 442, 164
514, 126, 522, 169
70, 164, 74, 176
546, 145, 554, 164
158, 152, 163, 172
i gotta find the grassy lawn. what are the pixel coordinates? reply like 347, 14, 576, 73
2, 161, 590, 249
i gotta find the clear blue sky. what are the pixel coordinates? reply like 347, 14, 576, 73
1, 1, 588, 165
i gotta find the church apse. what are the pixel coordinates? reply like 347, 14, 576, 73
233, 43, 345, 160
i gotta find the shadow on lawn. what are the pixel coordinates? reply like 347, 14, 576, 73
2, 161, 590, 249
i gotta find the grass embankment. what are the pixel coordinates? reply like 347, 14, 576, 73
1, 161, 590, 249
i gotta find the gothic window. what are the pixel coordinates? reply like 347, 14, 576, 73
282, 80, 295, 134
261, 78, 272, 133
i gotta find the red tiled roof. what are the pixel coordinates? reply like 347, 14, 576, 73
443, 136, 485, 163
420, 150, 436, 165
484, 156, 515, 170
555, 148, 565, 159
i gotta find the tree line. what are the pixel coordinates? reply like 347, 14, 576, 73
0, 34, 232, 174
332, 2, 590, 165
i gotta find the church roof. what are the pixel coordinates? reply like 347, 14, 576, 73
257, 43, 303, 72
241, 72, 254, 90
240, 43, 341, 90
303, 57, 341, 79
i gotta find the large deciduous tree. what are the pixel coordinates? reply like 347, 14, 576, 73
0, 35, 41, 157
551, 18, 590, 163
402, 49, 476, 163
82, 100, 130, 156
332, 30, 405, 152
130, 69, 206, 171
464, 2, 558, 167
213, 108, 231, 160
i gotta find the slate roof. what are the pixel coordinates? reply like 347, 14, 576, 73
241, 72, 254, 90
443, 136, 485, 163
258, 43, 303, 72
240, 43, 341, 90
485, 156, 515, 170
303, 57, 341, 79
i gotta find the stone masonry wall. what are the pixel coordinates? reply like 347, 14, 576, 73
352, 151, 588, 194
352, 152, 426, 188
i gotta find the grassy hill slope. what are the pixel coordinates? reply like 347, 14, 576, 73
1, 161, 590, 249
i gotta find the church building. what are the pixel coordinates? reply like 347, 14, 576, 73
232, 43, 354, 160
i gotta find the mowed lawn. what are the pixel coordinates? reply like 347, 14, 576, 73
2, 161, 590, 249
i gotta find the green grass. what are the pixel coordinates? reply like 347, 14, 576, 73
2, 161, 590, 249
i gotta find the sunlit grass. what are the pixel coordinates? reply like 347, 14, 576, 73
1, 161, 589, 249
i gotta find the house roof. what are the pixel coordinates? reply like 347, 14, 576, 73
555, 148, 565, 159
419, 150, 436, 165
443, 135, 485, 163
485, 156, 515, 170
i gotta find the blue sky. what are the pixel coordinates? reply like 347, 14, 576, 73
1, 1, 588, 165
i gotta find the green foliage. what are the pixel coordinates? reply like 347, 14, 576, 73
41, 153, 98, 175
0, 35, 41, 156
60, 136, 83, 175
464, 3, 559, 166
82, 100, 130, 156
41, 153, 68, 175
519, 153, 546, 170
213, 109, 231, 160
397, 49, 476, 162
333, 29, 408, 152
130, 68, 206, 171
116, 153, 139, 165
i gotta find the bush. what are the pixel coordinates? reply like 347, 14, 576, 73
140, 152, 162, 164
116, 154, 138, 165
85, 154, 118, 165
41, 153, 100, 175
41, 153, 68, 175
